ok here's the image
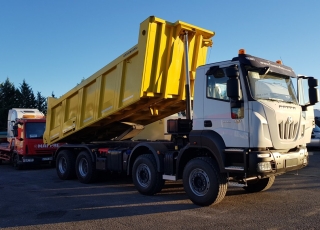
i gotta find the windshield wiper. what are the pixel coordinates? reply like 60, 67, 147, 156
264, 97, 284, 102
259, 97, 296, 104
283, 100, 295, 104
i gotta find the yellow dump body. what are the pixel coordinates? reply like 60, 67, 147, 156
44, 16, 214, 145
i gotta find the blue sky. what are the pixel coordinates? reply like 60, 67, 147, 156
1, 0, 320, 109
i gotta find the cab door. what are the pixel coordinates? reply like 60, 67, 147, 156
203, 65, 249, 148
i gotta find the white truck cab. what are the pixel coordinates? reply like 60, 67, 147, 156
191, 49, 317, 177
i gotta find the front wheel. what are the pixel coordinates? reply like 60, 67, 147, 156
12, 153, 23, 170
243, 176, 275, 193
75, 151, 97, 183
56, 150, 76, 180
183, 157, 228, 206
132, 154, 164, 195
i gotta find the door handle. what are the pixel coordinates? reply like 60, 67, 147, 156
204, 120, 212, 127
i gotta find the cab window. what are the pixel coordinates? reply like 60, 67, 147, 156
206, 68, 229, 101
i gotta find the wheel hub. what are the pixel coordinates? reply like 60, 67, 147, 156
136, 164, 151, 188
189, 169, 210, 196
78, 158, 88, 177
58, 157, 67, 173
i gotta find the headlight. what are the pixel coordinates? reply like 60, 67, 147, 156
257, 162, 272, 172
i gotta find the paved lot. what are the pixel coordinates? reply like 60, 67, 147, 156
0, 151, 319, 230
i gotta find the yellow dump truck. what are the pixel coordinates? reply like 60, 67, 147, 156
45, 16, 318, 206
44, 16, 213, 144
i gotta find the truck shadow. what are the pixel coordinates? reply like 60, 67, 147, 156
0, 172, 198, 228
1, 154, 319, 228
0, 160, 54, 170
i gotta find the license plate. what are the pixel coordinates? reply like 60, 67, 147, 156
42, 157, 53, 161
285, 158, 298, 168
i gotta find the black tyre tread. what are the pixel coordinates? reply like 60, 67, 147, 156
132, 154, 164, 195
56, 150, 76, 180
139, 154, 163, 195
204, 158, 228, 204
243, 176, 275, 193
199, 157, 228, 205
144, 154, 164, 194
76, 151, 97, 184
183, 157, 228, 206
13, 153, 23, 170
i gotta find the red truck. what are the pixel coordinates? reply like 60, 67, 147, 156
0, 108, 60, 169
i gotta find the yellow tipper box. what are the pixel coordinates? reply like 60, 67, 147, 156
44, 16, 214, 145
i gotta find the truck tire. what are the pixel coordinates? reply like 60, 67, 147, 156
56, 150, 76, 180
183, 157, 228, 206
75, 151, 97, 184
12, 153, 23, 170
132, 154, 164, 195
243, 176, 275, 193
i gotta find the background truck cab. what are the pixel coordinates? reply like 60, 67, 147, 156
0, 108, 61, 169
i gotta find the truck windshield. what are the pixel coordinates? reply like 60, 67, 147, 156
25, 122, 45, 139
247, 69, 298, 104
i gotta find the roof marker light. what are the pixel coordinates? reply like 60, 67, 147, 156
276, 60, 282, 64
238, 49, 246, 54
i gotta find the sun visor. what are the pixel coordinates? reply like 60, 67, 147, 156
237, 54, 297, 77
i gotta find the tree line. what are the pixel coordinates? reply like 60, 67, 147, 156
0, 77, 53, 131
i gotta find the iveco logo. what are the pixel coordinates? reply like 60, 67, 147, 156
279, 105, 296, 109
287, 116, 293, 124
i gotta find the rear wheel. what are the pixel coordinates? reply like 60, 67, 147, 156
56, 150, 76, 180
132, 154, 164, 195
243, 176, 275, 193
75, 151, 97, 183
183, 157, 228, 206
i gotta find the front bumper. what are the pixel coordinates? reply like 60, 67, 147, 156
248, 147, 308, 176
19, 155, 53, 165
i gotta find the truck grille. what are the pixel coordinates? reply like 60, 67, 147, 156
278, 120, 298, 139
35, 150, 55, 154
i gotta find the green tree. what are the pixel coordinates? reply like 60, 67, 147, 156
35, 91, 47, 114
0, 78, 50, 129
17, 79, 36, 108
0, 78, 19, 131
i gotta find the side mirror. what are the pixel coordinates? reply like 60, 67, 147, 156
226, 65, 239, 78
226, 65, 241, 100
308, 78, 318, 88
308, 77, 319, 105
298, 76, 319, 110
309, 88, 319, 105
227, 78, 241, 100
